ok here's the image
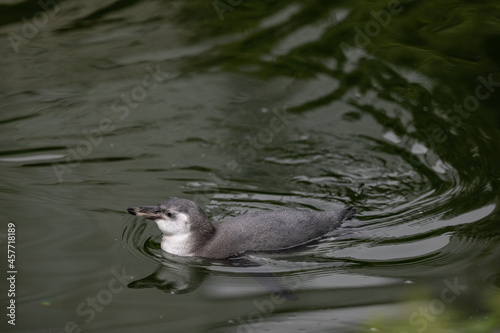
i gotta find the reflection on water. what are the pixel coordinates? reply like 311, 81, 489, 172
1, 0, 500, 332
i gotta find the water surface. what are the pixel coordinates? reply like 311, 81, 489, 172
1, 1, 500, 332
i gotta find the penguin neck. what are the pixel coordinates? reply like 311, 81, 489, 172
161, 233, 196, 256
161, 217, 215, 256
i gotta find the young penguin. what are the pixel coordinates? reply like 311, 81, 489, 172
127, 198, 356, 259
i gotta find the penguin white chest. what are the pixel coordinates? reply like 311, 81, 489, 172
161, 234, 195, 256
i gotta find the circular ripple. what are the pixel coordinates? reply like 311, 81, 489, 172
120, 216, 162, 266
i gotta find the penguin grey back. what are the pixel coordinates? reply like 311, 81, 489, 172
193, 206, 356, 258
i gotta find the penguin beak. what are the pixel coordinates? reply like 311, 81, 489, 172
127, 206, 161, 220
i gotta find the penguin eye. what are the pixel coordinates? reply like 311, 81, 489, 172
167, 212, 173, 218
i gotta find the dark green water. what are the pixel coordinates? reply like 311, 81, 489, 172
1, 1, 500, 332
